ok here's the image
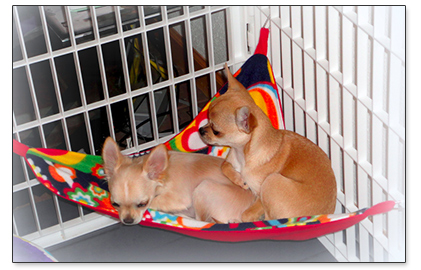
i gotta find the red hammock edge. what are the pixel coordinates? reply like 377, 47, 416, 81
138, 200, 395, 242
13, 139, 396, 241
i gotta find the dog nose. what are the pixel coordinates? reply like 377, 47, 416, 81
199, 127, 206, 136
123, 217, 135, 224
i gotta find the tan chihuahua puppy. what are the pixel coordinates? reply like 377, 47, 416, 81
199, 64, 337, 221
102, 137, 254, 225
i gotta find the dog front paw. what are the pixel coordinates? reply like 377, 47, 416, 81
241, 199, 265, 222
227, 219, 241, 223
241, 211, 257, 222
222, 161, 246, 188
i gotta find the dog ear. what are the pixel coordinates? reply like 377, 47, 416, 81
144, 144, 168, 181
224, 63, 244, 92
235, 106, 257, 134
102, 137, 123, 180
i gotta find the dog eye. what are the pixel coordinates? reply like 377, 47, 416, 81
137, 201, 148, 208
212, 129, 220, 136
112, 202, 120, 208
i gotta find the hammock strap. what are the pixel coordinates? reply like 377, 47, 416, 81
13, 139, 29, 158
254, 28, 269, 56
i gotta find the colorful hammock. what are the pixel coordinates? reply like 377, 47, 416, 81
12, 28, 395, 242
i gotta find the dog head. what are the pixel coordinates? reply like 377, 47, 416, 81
102, 137, 168, 225
199, 64, 257, 148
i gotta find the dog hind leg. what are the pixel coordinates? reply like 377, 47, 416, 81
240, 197, 265, 222
260, 173, 311, 220
193, 180, 254, 223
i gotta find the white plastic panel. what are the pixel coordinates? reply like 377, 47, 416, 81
249, 5, 405, 262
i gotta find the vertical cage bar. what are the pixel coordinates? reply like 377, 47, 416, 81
225, 6, 234, 63
115, 6, 139, 148
333, 204, 347, 256
207, 11, 217, 97
316, 64, 329, 130
27, 186, 42, 234
346, 226, 357, 261
184, 9, 199, 118
388, 53, 405, 138
390, 6, 405, 61
251, 6, 260, 52
140, 8, 154, 89
90, 7, 110, 103
290, 6, 302, 41
23, 64, 43, 130
344, 153, 354, 209
64, 6, 89, 111
169, 83, 180, 135
227, 6, 247, 63
12, 6, 29, 62
280, 32, 292, 91
317, 127, 330, 158
315, 6, 328, 67
359, 225, 371, 261
303, 53, 316, 114
78, 9, 98, 153
52, 193, 64, 227
282, 93, 294, 131
357, 28, 373, 110
38, 6, 53, 55
13, 215, 19, 236
331, 140, 344, 203
292, 44, 304, 110
302, 6, 315, 52
280, 6, 291, 29
269, 6, 282, 81
342, 90, 357, 155
328, 7, 341, 78
357, 167, 368, 211
372, 115, 386, 185
148, 91, 160, 145
89, 6, 101, 41
206, 12, 215, 69
373, 6, 388, 45
161, 6, 175, 83
342, 15, 357, 90
45, 60, 65, 126
372, 40, 387, 122
329, 76, 343, 145
36, 7, 61, 149
305, 115, 317, 145
294, 104, 305, 137
357, 101, 371, 173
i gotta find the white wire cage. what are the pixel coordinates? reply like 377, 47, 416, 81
12, 5, 405, 262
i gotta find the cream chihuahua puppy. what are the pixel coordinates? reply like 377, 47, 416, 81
101, 137, 254, 225
199, 64, 337, 221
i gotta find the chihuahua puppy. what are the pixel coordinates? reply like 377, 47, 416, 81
102, 137, 254, 225
199, 64, 337, 221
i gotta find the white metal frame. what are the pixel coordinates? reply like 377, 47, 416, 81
247, 6, 405, 262
12, 5, 245, 248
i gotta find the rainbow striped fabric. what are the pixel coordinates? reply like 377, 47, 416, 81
164, 53, 284, 158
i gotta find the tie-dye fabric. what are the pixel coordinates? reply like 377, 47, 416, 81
16, 144, 395, 241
